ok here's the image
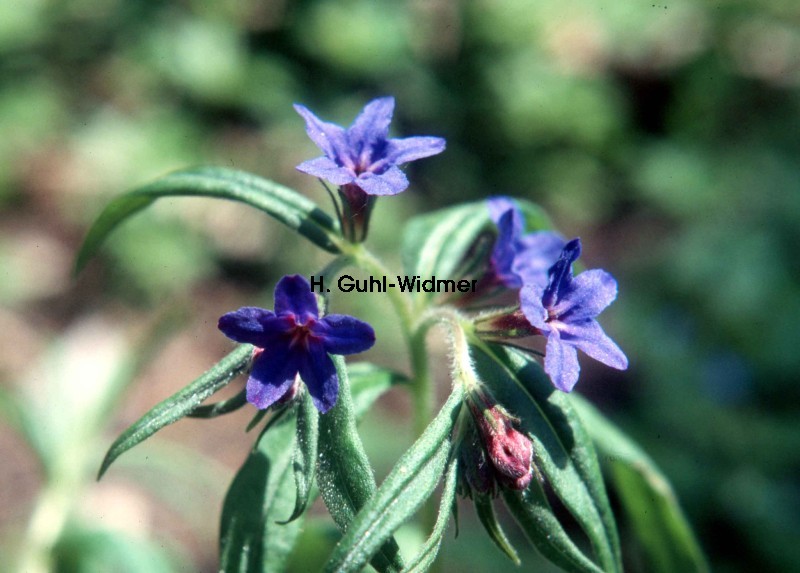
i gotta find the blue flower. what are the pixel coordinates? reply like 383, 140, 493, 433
218, 275, 375, 413
487, 197, 565, 289
294, 97, 446, 196
520, 239, 628, 392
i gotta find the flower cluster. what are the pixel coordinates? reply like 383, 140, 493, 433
218, 275, 375, 413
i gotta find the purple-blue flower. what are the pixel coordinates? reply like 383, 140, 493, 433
520, 239, 628, 392
294, 97, 446, 196
487, 197, 565, 289
218, 275, 375, 413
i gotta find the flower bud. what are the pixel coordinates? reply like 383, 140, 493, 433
464, 392, 534, 492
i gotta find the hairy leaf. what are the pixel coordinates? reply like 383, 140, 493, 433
187, 388, 248, 418
474, 495, 521, 565
400, 456, 459, 573
75, 167, 341, 273
97, 344, 253, 479
323, 385, 464, 573
280, 392, 319, 524
471, 344, 622, 573
572, 396, 709, 573
317, 356, 405, 572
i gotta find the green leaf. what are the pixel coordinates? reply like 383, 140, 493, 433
474, 495, 521, 565
219, 361, 404, 573
400, 456, 459, 573
97, 344, 253, 479
317, 356, 405, 573
471, 344, 622, 573
571, 396, 710, 573
401, 202, 491, 290
75, 167, 341, 274
220, 407, 300, 573
187, 388, 248, 418
323, 385, 465, 573
503, 483, 604, 573
280, 391, 319, 524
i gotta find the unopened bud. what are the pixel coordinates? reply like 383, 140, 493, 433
468, 398, 533, 491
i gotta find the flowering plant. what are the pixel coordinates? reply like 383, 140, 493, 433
76, 97, 707, 572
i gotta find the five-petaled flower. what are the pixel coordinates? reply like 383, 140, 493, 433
487, 197, 565, 289
520, 238, 628, 392
218, 275, 375, 413
294, 96, 446, 197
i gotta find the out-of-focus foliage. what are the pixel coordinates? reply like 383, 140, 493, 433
2, 1, 799, 572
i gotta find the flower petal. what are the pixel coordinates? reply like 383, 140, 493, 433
491, 208, 525, 288
487, 196, 519, 224
383, 136, 446, 165
544, 332, 581, 392
514, 232, 566, 287
296, 157, 355, 185
218, 307, 290, 347
355, 166, 409, 196
298, 341, 339, 413
520, 284, 548, 330
314, 314, 376, 355
347, 97, 394, 157
554, 269, 618, 321
559, 319, 628, 371
293, 104, 351, 165
246, 346, 300, 409
273, 275, 319, 319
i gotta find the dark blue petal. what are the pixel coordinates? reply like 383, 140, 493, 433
347, 97, 394, 160
554, 269, 618, 321
298, 341, 339, 413
487, 196, 519, 225
314, 314, 376, 355
355, 167, 409, 196
560, 320, 628, 371
544, 331, 581, 392
294, 104, 352, 166
246, 346, 300, 409
296, 157, 356, 185
542, 238, 581, 309
218, 307, 292, 348
382, 136, 446, 166
273, 275, 319, 319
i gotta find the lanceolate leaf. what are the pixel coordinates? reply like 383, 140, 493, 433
401, 203, 491, 295
75, 167, 341, 273
187, 389, 248, 418
220, 361, 405, 573
281, 392, 319, 524
400, 456, 459, 573
572, 396, 709, 573
97, 344, 253, 479
323, 385, 465, 573
503, 483, 604, 573
474, 495, 521, 565
219, 408, 300, 573
471, 344, 622, 573
317, 356, 405, 573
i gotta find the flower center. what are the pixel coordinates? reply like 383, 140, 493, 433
289, 318, 318, 350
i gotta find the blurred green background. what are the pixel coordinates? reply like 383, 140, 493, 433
1, 1, 799, 572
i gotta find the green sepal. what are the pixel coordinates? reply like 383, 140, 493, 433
471, 343, 622, 573
97, 344, 253, 479
400, 455, 460, 573
322, 385, 464, 573
279, 391, 319, 524
474, 495, 521, 565
187, 388, 248, 418
74, 167, 341, 274
572, 396, 710, 573
317, 356, 405, 573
